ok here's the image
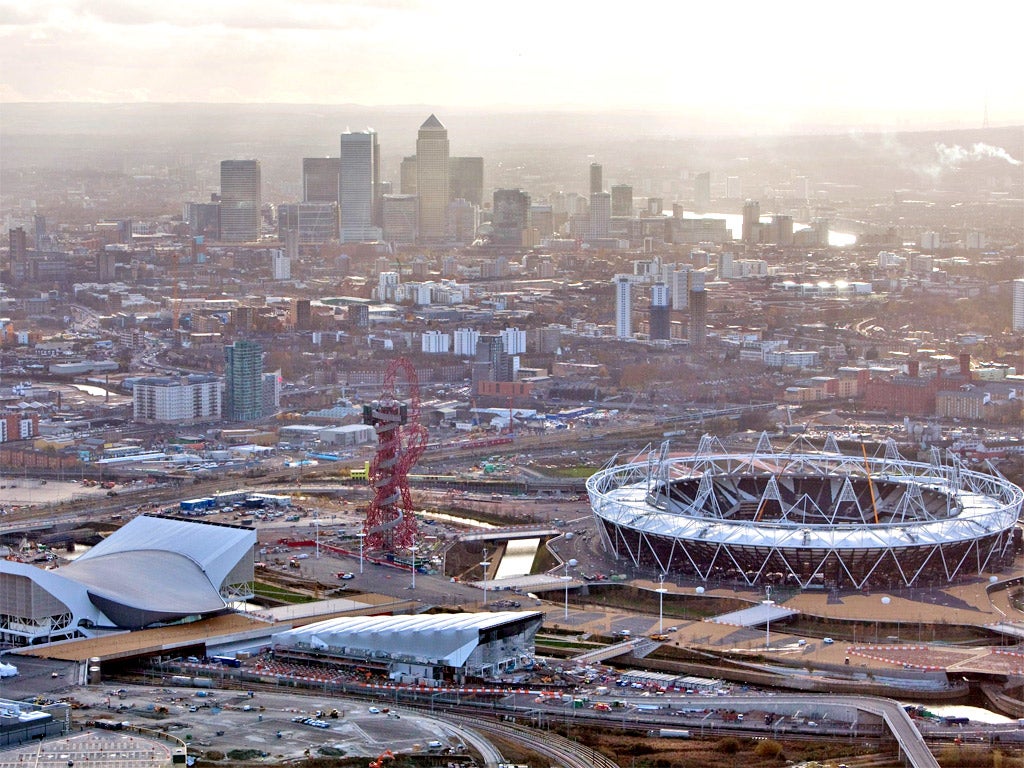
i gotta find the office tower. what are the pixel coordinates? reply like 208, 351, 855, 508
589, 163, 603, 195
1013, 279, 1024, 332
33, 215, 46, 248
219, 160, 261, 242
96, 249, 118, 282
492, 189, 531, 246
726, 176, 742, 199
8, 227, 26, 281
447, 198, 478, 245
416, 114, 450, 242
649, 282, 671, 341
450, 156, 484, 206
589, 192, 611, 239
694, 172, 711, 212
647, 197, 663, 215
529, 205, 554, 237
611, 184, 633, 217
277, 203, 339, 243
400, 156, 418, 195
770, 214, 794, 246
382, 194, 419, 245
183, 201, 221, 238
224, 339, 265, 421
688, 288, 707, 348
339, 130, 382, 243
302, 157, 341, 203
614, 275, 632, 338
794, 175, 809, 200
741, 199, 760, 245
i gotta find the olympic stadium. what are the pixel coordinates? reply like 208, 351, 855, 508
587, 435, 1023, 590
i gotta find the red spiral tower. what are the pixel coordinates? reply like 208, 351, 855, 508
361, 358, 427, 553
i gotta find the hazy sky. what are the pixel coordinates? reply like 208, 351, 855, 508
2, 0, 1022, 129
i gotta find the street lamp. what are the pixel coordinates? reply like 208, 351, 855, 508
763, 585, 774, 650
563, 558, 578, 620
881, 596, 899, 641
410, 545, 418, 590
655, 574, 669, 634
357, 532, 366, 574
480, 548, 491, 606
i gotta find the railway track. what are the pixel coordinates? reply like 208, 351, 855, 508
447, 713, 621, 768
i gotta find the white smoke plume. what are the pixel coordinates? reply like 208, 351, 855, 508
934, 142, 1022, 168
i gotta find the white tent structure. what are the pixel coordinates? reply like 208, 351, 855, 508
272, 611, 543, 682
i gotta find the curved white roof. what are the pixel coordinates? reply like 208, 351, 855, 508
273, 611, 542, 668
588, 452, 1021, 552
76, 515, 255, 590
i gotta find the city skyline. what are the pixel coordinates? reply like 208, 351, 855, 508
1, 1, 1022, 132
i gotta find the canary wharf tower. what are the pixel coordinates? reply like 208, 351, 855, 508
416, 114, 449, 243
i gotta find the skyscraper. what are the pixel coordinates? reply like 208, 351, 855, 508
611, 184, 633, 217
589, 163, 603, 195
694, 172, 711, 212
1013, 278, 1024, 332
450, 156, 484, 206
741, 199, 761, 245
219, 160, 261, 242
589, 192, 611, 239
339, 130, 382, 243
649, 282, 671, 340
224, 339, 265, 421
302, 157, 341, 203
416, 114, 450, 243
688, 288, 707, 348
614, 275, 632, 339
492, 189, 531, 246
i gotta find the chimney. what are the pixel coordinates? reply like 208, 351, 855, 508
908, 359, 919, 378
959, 352, 971, 379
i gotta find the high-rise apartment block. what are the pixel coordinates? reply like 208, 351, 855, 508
219, 160, 261, 242
134, 375, 222, 424
614, 275, 632, 338
649, 282, 671, 341
1013, 279, 1024, 332
416, 114, 450, 242
224, 339, 266, 421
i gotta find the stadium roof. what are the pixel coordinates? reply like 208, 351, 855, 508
272, 611, 542, 668
73, 515, 255, 590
